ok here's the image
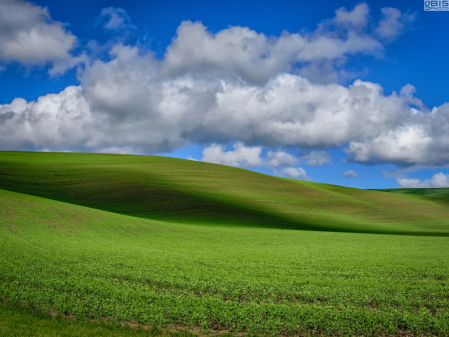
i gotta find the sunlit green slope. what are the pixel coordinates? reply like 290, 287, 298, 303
1, 151, 449, 235
1, 188, 449, 335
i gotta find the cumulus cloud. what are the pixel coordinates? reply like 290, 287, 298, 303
0, 0, 77, 67
161, 4, 387, 86
396, 178, 430, 188
282, 167, 311, 180
2, 3, 444, 169
431, 172, 449, 188
199, 143, 311, 181
200, 143, 299, 170
376, 7, 416, 39
3, 43, 449, 166
2, 42, 449, 167
97, 7, 136, 31
266, 151, 298, 168
201, 143, 264, 168
396, 173, 449, 188
302, 150, 331, 166
343, 170, 358, 178
0, 86, 92, 151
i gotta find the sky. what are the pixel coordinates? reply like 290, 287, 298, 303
1, 0, 449, 189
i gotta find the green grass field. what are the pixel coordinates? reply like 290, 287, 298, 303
374, 187, 449, 200
1, 151, 449, 336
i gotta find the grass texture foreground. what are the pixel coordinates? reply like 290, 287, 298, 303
1, 151, 449, 336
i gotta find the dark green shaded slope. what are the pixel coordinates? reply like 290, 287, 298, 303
1, 151, 449, 235
373, 187, 449, 200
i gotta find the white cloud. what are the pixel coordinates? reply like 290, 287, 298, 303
396, 178, 430, 188
266, 151, 298, 168
97, 146, 141, 155
0, 0, 77, 67
376, 7, 416, 39
396, 172, 449, 188
201, 143, 264, 168
3, 43, 449, 167
161, 4, 386, 86
343, 170, 358, 178
200, 143, 301, 172
302, 150, 331, 166
2, 4, 445, 169
430, 172, 449, 188
0, 86, 93, 151
282, 167, 311, 180
97, 7, 136, 31
3, 44, 449, 166
334, 3, 369, 27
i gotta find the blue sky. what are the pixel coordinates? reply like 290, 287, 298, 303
1, 0, 449, 189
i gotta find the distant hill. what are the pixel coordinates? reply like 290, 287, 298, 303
1, 151, 449, 236
373, 187, 449, 200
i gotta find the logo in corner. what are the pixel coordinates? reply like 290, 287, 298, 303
425, 0, 449, 11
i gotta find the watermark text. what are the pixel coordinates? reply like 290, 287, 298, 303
425, 0, 449, 10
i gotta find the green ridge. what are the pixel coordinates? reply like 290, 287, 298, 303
373, 187, 449, 200
1, 151, 449, 236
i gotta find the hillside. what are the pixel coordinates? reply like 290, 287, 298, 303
374, 187, 449, 200
1, 151, 449, 236
1, 187, 448, 335
1, 151, 449, 335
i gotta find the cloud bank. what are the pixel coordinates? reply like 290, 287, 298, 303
4, 1, 448, 174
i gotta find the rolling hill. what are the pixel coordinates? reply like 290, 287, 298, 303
1, 151, 449, 236
1, 151, 449, 335
374, 187, 449, 200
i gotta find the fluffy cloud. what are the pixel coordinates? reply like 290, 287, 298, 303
200, 143, 309, 180
0, 86, 92, 151
376, 8, 415, 39
302, 150, 331, 166
343, 170, 358, 178
396, 178, 430, 188
2, 42, 449, 167
0, 0, 76, 66
266, 151, 298, 168
431, 172, 449, 188
2, 3, 446, 169
334, 3, 369, 27
201, 143, 263, 168
396, 173, 449, 188
282, 167, 311, 180
161, 4, 386, 86
201, 142, 298, 170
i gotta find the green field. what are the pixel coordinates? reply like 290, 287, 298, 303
1, 151, 449, 336
374, 187, 449, 200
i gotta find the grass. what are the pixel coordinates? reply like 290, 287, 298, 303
374, 187, 449, 200
1, 151, 449, 336
1, 151, 449, 236
0, 301, 180, 337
